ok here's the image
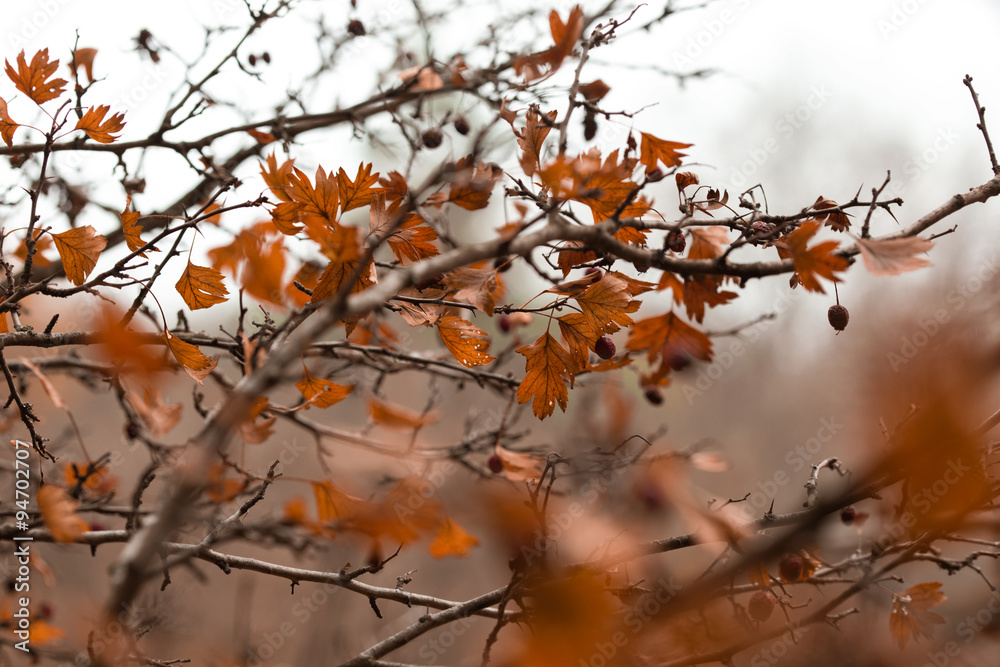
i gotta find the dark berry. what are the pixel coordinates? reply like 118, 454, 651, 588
747, 591, 775, 622
453, 116, 470, 135
494, 255, 513, 272
828, 304, 849, 332
646, 167, 664, 182
488, 454, 503, 474
667, 350, 691, 372
584, 267, 603, 281
778, 553, 804, 582
666, 230, 686, 253
498, 315, 512, 333
422, 128, 443, 149
261, 52, 271, 64
594, 336, 616, 360
840, 506, 857, 525
644, 387, 664, 405
583, 111, 597, 141
247, 54, 257, 67
347, 19, 366, 36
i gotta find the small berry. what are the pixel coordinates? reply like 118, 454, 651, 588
583, 111, 597, 141
751, 221, 772, 235
498, 314, 512, 333
247, 54, 257, 67
124, 422, 140, 440
646, 167, 664, 182
347, 19, 366, 36
747, 591, 776, 622
488, 454, 504, 474
453, 116, 470, 135
494, 255, 513, 272
666, 230, 686, 253
667, 350, 691, 372
261, 52, 271, 64
644, 387, 664, 405
422, 128, 443, 149
584, 267, 603, 282
778, 553, 804, 582
828, 304, 849, 332
594, 336, 616, 360
840, 506, 857, 525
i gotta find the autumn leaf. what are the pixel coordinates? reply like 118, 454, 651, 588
74, 105, 125, 143
515, 108, 557, 177
5, 49, 67, 105
513, 6, 583, 80
437, 315, 495, 367
246, 128, 276, 144
683, 276, 738, 323
38, 485, 88, 542
176, 261, 229, 310
429, 516, 480, 558
368, 397, 439, 429
162, 331, 219, 384
312, 481, 365, 537
206, 463, 246, 503
448, 157, 499, 210
121, 195, 155, 257
517, 331, 574, 419
369, 196, 439, 264
338, 163, 380, 212
855, 235, 933, 276
52, 226, 106, 285
444, 266, 502, 315
493, 444, 544, 482
126, 385, 182, 436
573, 272, 635, 336
627, 311, 713, 377
556, 241, 598, 276
639, 132, 691, 171
260, 152, 295, 202
72, 47, 97, 83
92, 305, 170, 378
0, 98, 19, 147
578, 79, 610, 101
687, 226, 730, 260
296, 361, 353, 409
557, 312, 598, 374
287, 165, 339, 223
237, 396, 275, 444
779, 221, 849, 293
810, 196, 851, 232
889, 582, 947, 649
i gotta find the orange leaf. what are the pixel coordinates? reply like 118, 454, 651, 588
237, 396, 275, 444
206, 463, 246, 503
578, 79, 610, 101
779, 221, 849, 294
855, 235, 933, 276
287, 165, 339, 223
260, 152, 295, 203
682, 276, 738, 323
176, 261, 229, 310
557, 312, 598, 375
639, 132, 691, 171
368, 397, 439, 429
5, 49, 67, 105
810, 196, 851, 232
74, 105, 125, 143
246, 128, 276, 144
515, 108, 557, 177
429, 516, 480, 558
448, 157, 499, 210
38, 485, 88, 542
92, 305, 169, 378
889, 582, 947, 649
126, 385, 182, 436
443, 267, 502, 315
0, 97, 19, 147
627, 311, 713, 375
494, 444, 544, 482
312, 480, 365, 536
72, 47, 97, 83
338, 163, 380, 212
556, 241, 598, 276
51, 226, 106, 285
516, 331, 574, 419
162, 331, 219, 384
573, 272, 634, 336
437, 315, 494, 367
295, 362, 353, 409
687, 226, 730, 260
121, 195, 155, 257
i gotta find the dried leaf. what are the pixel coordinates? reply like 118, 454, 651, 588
260, 152, 295, 203
810, 196, 851, 232
0, 97, 19, 147
51, 226, 106, 286
287, 165, 339, 223
779, 221, 849, 293
126, 385, 182, 436
338, 163, 380, 212
5, 49, 67, 105
368, 397, 439, 429
176, 261, 229, 310
162, 331, 219, 384
682, 276, 738, 323
687, 226, 730, 260
74, 105, 125, 143
437, 315, 494, 367
627, 311, 713, 380
444, 267, 502, 315
246, 128, 276, 144
38, 485, 88, 542
855, 235, 933, 276
639, 132, 691, 171
494, 444, 544, 482
121, 195, 155, 257
295, 362, 353, 409
889, 582, 947, 649
72, 47, 97, 83
573, 272, 634, 336
429, 517, 480, 558
516, 332, 574, 419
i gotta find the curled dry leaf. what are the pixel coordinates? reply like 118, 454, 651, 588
38, 485, 88, 542
0, 97, 19, 147
437, 315, 494, 367
493, 444, 544, 482
72, 47, 98, 83
855, 235, 933, 276
428, 516, 480, 558
74, 105, 125, 143
162, 331, 219, 384
889, 582, 947, 649
368, 396, 439, 429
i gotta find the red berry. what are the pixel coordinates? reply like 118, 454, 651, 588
778, 553, 804, 582
666, 230, 686, 253
422, 128, 443, 149
488, 454, 503, 474
840, 506, 857, 525
747, 591, 775, 622
828, 304, 849, 332
594, 336, 616, 360
667, 350, 691, 372
644, 387, 663, 405
247, 54, 257, 67
453, 116, 470, 135
646, 167, 664, 182
347, 19, 366, 36
584, 267, 603, 281
498, 314, 512, 333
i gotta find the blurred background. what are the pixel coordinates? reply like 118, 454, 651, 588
3, 0, 1000, 665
